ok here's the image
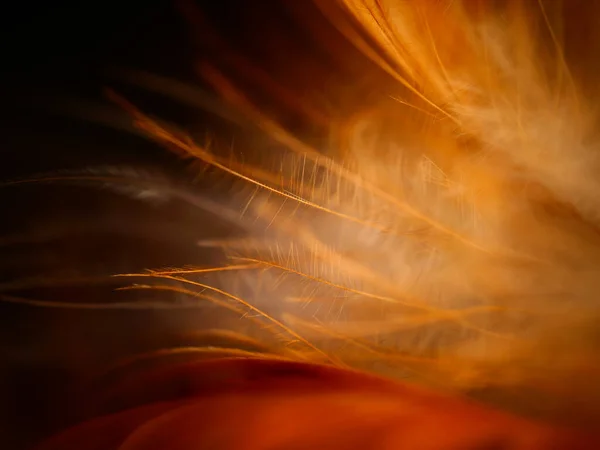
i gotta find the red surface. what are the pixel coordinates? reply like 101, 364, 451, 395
34, 357, 599, 450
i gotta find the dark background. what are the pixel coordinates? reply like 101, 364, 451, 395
0, 2, 192, 449
0, 1, 365, 448
0, 1, 243, 448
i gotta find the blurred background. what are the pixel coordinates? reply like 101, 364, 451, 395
0, 2, 194, 448
0, 1, 373, 448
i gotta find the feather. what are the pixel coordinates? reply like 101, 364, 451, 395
16, 0, 600, 448
107, 0, 600, 409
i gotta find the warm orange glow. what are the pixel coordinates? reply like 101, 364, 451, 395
16, 0, 600, 448
35, 358, 599, 450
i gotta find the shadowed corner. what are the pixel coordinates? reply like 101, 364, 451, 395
0, 1, 205, 447
0, 168, 245, 448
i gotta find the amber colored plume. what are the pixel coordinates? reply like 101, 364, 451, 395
23, 0, 600, 448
